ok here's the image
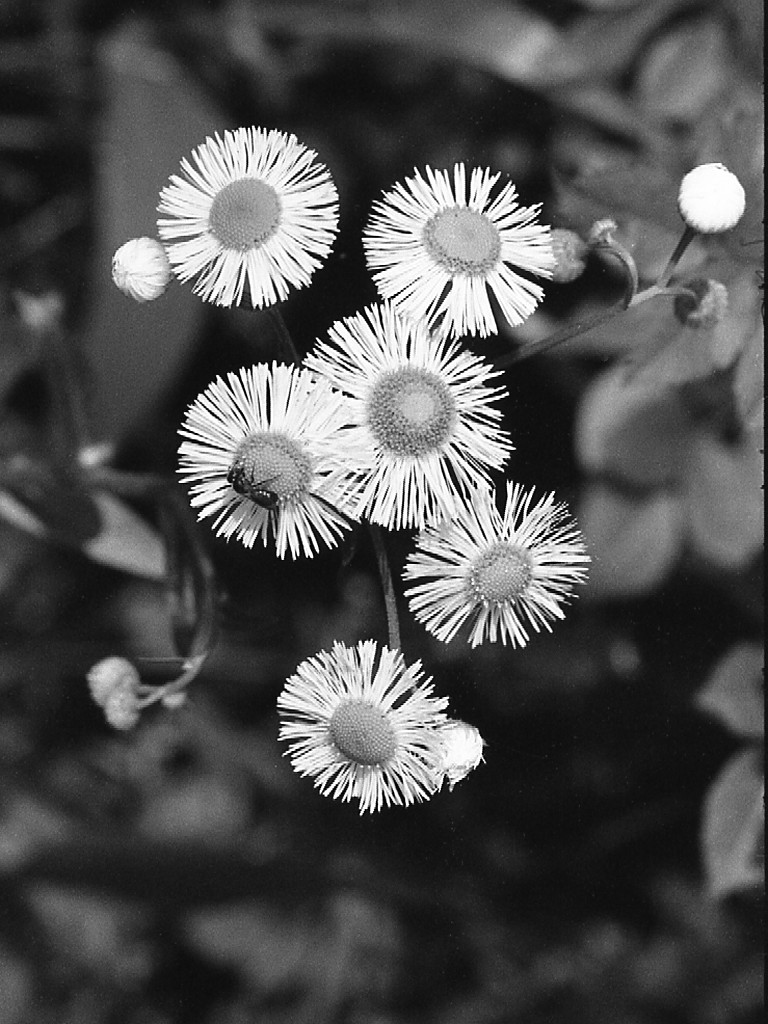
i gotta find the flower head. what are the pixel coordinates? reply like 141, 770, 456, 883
178, 363, 369, 557
277, 640, 449, 813
678, 163, 746, 234
304, 302, 513, 530
404, 481, 590, 647
158, 127, 338, 307
112, 237, 172, 302
363, 164, 555, 338
435, 720, 485, 791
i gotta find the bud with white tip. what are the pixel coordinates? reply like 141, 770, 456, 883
435, 720, 485, 791
112, 237, 172, 302
678, 163, 746, 234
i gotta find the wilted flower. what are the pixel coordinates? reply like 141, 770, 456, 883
363, 163, 554, 338
158, 127, 338, 307
434, 720, 485, 791
673, 278, 729, 328
550, 228, 589, 283
304, 302, 512, 530
277, 640, 449, 813
678, 163, 746, 234
404, 482, 590, 647
87, 656, 142, 731
111, 237, 171, 302
178, 363, 369, 557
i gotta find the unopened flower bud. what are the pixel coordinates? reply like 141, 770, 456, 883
678, 163, 745, 234
112, 237, 172, 302
550, 229, 589, 283
587, 219, 619, 247
674, 278, 729, 328
103, 684, 141, 731
436, 720, 485, 791
87, 656, 140, 708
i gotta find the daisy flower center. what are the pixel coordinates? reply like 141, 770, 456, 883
367, 367, 457, 456
468, 542, 533, 604
208, 178, 282, 252
422, 206, 501, 276
228, 432, 312, 505
330, 700, 397, 765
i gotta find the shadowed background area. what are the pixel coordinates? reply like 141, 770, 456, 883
0, 1, 763, 1022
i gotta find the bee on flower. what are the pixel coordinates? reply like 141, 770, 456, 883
178, 363, 370, 558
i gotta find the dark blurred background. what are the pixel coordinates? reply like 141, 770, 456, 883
0, 1, 763, 1022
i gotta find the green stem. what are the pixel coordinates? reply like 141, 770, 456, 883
367, 524, 401, 651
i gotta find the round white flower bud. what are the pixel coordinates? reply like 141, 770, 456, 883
677, 163, 746, 234
112, 237, 172, 302
436, 720, 485, 791
87, 656, 140, 708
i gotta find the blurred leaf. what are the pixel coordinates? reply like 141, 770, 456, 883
158, 487, 217, 658
578, 483, 682, 597
636, 16, 731, 122
696, 642, 764, 739
555, 160, 682, 235
0, 454, 101, 544
80, 19, 225, 442
627, 271, 761, 390
82, 491, 165, 579
701, 749, 764, 898
255, 0, 692, 92
684, 428, 764, 569
576, 367, 694, 486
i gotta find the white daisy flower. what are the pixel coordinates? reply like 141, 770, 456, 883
304, 302, 513, 530
404, 481, 590, 647
158, 127, 338, 308
434, 720, 485, 792
277, 640, 449, 814
363, 163, 555, 339
178, 363, 369, 558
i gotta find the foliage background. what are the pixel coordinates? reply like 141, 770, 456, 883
0, 1, 762, 1022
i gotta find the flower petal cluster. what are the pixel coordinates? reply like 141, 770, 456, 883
277, 640, 449, 813
304, 302, 512, 530
404, 482, 590, 647
158, 127, 338, 307
363, 163, 555, 338
178, 363, 369, 557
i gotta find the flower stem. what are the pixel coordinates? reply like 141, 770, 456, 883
657, 225, 696, 287
368, 523, 401, 651
267, 305, 301, 365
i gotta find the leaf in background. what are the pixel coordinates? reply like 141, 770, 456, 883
701, 749, 764, 898
80, 19, 226, 443
635, 15, 731, 123
0, 454, 101, 544
696, 642, 764, 740
578, 483, 683, 598
82, 491, 165, 580
575, 367, 694, 487
684, 427, 764, 570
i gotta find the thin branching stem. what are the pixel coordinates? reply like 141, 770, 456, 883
367, 523, 401, 652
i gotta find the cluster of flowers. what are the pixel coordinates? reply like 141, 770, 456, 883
107, 125, 599, 812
